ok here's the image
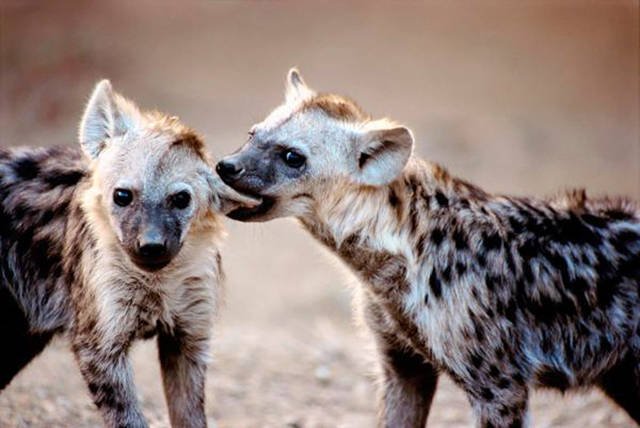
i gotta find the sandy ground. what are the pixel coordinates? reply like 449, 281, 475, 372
0, 1, 639, 427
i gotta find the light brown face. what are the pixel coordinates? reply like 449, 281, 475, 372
79, 80, 258, 271
217, 69, 415, 223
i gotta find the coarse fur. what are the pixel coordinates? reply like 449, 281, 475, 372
218, 69, 640, 427
0, 81, 256, 427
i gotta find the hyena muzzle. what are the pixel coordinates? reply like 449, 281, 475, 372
217, 69, 640, 427
0, 80, 257, 427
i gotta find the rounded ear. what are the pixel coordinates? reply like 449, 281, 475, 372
285, 67, 314, 102
78, 80, 142, 159
201, 167, 260, 214
354, 120, 414, 186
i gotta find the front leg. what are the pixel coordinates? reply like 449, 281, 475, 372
466, 382, 529, 428
363, 296, 438, 428
157, 328, 209, 428
157, 279, 214, 428
378, 343, 439, 428
72, 332, 147, 428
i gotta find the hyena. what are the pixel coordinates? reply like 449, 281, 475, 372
0, 80, 256, 427
217, 69, 640, 427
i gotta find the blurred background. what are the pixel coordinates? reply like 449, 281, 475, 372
1, 1, 638, 427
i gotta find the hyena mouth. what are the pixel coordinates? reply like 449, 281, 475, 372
227, 195, 276, 221
131, 257, 173, 272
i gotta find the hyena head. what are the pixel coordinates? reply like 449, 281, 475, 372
217, 68, 414, 222
79, 80, 256, 272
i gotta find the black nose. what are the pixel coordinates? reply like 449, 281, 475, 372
138, 243, 168, 259
216, 160, 244, 182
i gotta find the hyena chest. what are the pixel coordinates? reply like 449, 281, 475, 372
358, 253, 492, 369
109, 283, 171, 341
373, 276, 481, 364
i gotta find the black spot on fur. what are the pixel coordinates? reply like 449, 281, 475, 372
480, 387, 495, 401
504, 248, 517, 275
483, 231, 502, 251
518, 240, 538, 262
509, 216, 525, 234
455, 261, 467, 276
441, 265, 452, 283
536, 367, 571, 391
452, 229, 468, 250
416, 234, 427, 256
504, 300, 517, 322
409, 201, 419, 234
434, 191, 449, 208
476, 248, 487, 267
429, 271, 442, 299
388, 189, 400, 208
497, 377, 510, 389
488, 364, 500, 379
430, 228, 444, 246
473, 321, 485, 342
43, 170, 85, 188
13, 157, 40, 180
555, 213, 603, 246
485, 274, 497, 293
513, 372, 525, 385
470, 352, 483, 369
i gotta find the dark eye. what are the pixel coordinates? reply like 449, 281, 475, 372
113, 188, 133, 207
282, 150, 306, 168
171, 191, 191, 209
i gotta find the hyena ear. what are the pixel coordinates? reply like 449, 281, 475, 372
202, 168, 260, 214
78, 80, 143, 159
285, 68, 314, 103
354, 120, 414, 186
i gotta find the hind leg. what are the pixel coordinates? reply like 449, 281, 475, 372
598, 353, 640, 424
0, 286, 53, 390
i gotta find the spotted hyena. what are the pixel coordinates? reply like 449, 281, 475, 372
0, 81, 257, 427
217, 69, 640, 427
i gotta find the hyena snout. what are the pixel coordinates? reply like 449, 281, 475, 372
215, 154, 272, 197
216, 158, 244, 182
127, 221, 180, 272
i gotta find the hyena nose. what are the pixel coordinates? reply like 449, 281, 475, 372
216, 160, 244, 182
138, 242, 168, 259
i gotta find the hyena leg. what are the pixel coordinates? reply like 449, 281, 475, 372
467, 384, 529, 428
598, 353, 640, 423
376, 341, 439, 428
157, 329, 209, 428
0, 286, 54, 390
72, 333, 147, 428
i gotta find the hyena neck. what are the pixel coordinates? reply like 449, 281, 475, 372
300, 158, 487, 294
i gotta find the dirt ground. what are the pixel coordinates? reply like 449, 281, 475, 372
0, 1, 639, 427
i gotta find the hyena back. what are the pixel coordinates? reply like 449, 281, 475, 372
218, 69, 640, 427
0, 81, 255, 427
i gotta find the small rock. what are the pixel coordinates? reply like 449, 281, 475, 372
314, 365, 332, 385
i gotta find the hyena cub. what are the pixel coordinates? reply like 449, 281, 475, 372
0, 81, 256, 427
217, 69, 640, 427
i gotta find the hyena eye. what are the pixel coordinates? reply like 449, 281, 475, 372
282, 150, 306, 169
170, 191, 191, 209
113, 188, 133, 207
